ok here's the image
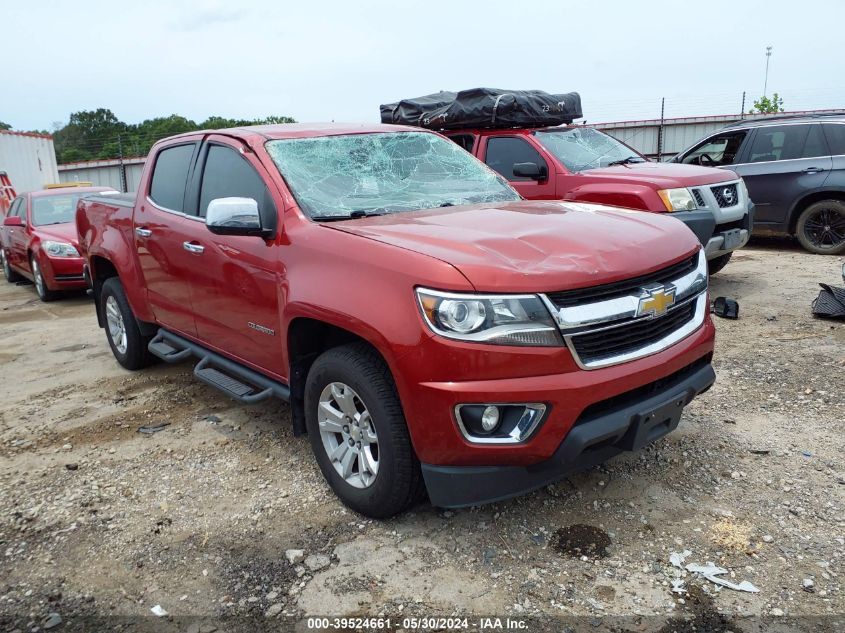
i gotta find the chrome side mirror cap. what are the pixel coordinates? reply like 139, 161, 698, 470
205, 197, 269, 237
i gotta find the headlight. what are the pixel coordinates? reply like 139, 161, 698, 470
43, 241, 79, 257
657, 188, 697, 212
416, 288, 562, 346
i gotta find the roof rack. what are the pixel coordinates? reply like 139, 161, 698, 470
724, 112, 845, 128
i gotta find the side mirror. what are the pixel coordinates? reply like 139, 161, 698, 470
512, 162, 547, 181
205, 197, 270, 237
3, 215, 23, 227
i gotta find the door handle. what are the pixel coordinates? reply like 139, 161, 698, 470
182, 241, 204, 254
803, 167, 826, 174
135, 227, 152, 237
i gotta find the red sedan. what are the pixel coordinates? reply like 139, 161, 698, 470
1, 186, 116, 301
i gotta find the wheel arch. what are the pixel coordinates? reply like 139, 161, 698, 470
286, 317, 393, 437
788, 189, 845, 234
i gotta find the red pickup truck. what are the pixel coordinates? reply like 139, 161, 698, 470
444, 126, 754, 274
76, 124, 715, 518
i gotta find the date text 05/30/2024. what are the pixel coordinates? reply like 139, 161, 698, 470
306, 617, 529, 630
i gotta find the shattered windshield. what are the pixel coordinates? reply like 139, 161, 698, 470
536, 128, 646, 172
265, 132, 519, 219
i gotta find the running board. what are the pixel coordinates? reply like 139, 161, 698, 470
147, 329, 290, 404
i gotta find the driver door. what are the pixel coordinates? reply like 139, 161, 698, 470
184, 139, 285, 377
481, 135, 558, 200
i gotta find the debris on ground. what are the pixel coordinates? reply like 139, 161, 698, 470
685, 562, 760, 593
150, 604, 168, 617
138, 422, 171, 434
551, 524, 611, 559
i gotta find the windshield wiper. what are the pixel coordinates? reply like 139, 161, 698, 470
312, 209, 387, 222
606, 156, 645, 167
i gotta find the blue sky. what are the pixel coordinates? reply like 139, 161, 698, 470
3, 0, 844, 130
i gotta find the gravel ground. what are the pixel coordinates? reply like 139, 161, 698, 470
1, 239, 843, 632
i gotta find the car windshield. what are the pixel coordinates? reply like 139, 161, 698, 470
31, 194, 84, 226
535, 128, 646, 172
265, 131, 520, 219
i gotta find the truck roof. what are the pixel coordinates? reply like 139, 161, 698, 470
29, 186, 114, 198
164, 122, 424, 144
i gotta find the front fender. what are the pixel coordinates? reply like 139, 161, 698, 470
563, 182, 663, 213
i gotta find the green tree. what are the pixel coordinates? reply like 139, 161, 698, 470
0, 121, 11, 131
257, 115, 296, 125
750, 93, 785, 114
53, 108, 127, 162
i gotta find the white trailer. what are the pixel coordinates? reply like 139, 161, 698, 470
0, 131, 60, 194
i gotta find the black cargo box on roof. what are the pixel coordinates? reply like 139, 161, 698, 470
380, 88, 582, 131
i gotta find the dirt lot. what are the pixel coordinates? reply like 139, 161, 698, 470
1, 239, 843, 632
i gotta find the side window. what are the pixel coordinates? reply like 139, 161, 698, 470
801, 125, 828, 159
822, 124, 845, 155
748, 125, 809, 163
198, 145, 277, 226
682, 131, 747, 166
149, 144, 195, 213
9, 198, 24, 219
449, 134, 476, 153
484, 137, 547, 181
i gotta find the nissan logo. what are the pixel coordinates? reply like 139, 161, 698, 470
722, 187, 736, 205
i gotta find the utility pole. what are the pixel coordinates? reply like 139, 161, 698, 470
117, 134, 127, 193
740, 91, 746, 119
763, 45, 772, 97
656, 97, 665, 161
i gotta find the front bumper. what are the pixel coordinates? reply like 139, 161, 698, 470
40, 255, 87, 288
422, 358, 715, 508
676, 201, 755, 259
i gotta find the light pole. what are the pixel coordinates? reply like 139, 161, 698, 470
763, 45, 772, 97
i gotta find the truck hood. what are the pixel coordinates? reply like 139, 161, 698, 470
579, 162, 737, 188
327, 200, 700, 293
35, 222, 80, 248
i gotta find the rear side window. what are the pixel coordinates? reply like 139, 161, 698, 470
801, 125, 828, 159
198, 145, 277, 223
748, 125, 808, 163
449, 134, 476, 153
484, 137, 547, 181
823, 124, 845, 155
149, 144, 195, 212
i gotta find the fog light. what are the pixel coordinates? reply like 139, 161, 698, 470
455, 403, 548, 444
481, 406, 500, 432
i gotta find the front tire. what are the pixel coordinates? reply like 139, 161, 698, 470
304, 343, 423, 519
1, 248, 22, 283
100, 277, 153, 370
31, 255, 59, 302
796, 200, 845, 255
707, 252, 733, 275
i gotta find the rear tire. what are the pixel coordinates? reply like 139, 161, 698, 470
795, 200, 845, 255
707, 252, 733, 275
1, 248, 22, 283
31, 255, 60, 302
100, 277, 154, 370
304, 343, 423, 518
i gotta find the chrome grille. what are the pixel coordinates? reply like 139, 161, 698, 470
546, 255, 697, 309
570, 300, 697, 365
541, 251, 709, 369
711, 183, 738, 208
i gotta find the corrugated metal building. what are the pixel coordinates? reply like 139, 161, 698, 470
596, 108, 845, 161
0, 131, 60, 193
58, 157, 146, 192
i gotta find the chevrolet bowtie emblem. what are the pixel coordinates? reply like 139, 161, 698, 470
637, 285, 676, 318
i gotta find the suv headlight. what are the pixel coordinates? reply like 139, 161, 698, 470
657, 188, 697, 212
416, 288, 562, 346
43, 241, 80, 257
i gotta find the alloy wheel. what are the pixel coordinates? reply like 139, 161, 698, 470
803, 206, 845, 250
32, 259, 45, 297
318, 382, 379, 489
105, 295, 128, 354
